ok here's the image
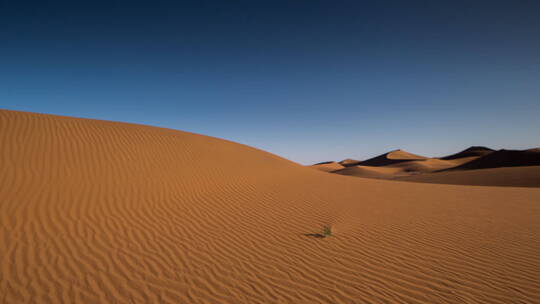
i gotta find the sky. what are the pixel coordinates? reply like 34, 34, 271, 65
1, 1, 539, 164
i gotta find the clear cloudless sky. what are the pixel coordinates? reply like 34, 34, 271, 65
1, 1, 539, 164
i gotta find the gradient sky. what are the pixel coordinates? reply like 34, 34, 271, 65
1, 1, 539, 164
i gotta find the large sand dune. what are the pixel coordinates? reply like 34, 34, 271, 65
2, 110, 540, 303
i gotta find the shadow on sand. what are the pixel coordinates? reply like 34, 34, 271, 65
303, 233, 326, 238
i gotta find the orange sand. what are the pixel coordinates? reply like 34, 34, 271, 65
1, 110, 540, 303
310, 161, 345, 172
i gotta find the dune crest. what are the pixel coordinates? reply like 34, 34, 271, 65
355, 149, 427, 167
2, 110, 540, 303
439, 146, 494, 160
310, 161, 344, 172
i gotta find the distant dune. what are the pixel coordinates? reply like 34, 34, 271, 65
315, 146, 540, 187
311, 161, 344, 172
2, 110, 540, 303
339, 149, 427, 167
338, 158, 361, 167
439, 146, 494, 160
444, 148, 540, 171
332, 165, 403, 179
399, 166, 540, 187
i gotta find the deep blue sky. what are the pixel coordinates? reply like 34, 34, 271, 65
1, 1, 539, 164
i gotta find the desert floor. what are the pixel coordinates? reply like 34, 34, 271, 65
1, 110, 539, 303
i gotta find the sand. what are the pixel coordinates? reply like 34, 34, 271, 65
439, 146, 494, 160
398, 166, 540, 187
318, 147, 540, 187
356, 149, 427, 167
1, 109, 540, 303
310, 161, 345, 172
445, 148, 540, 171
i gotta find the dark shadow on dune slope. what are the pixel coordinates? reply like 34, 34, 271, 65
314, 161, 335, 165
440, 146, 494, 160
354, 150, 426, 167
440, 148, 540, 171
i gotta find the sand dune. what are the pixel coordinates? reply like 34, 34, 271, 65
310, 161, 344, 172
328, 155, 478, 179
332, 165, 403, 179
386, 157, 470, 173
317, 146, 540, 187
443, 148, 540, 171
337, 158, 361, 167
2, 110, 540, 304
354, 149, 427, 167
439, 146, 494, 160
332, 157, 478, 180
399, 166, 540, 187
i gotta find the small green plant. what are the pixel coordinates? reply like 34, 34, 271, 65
322, 226, 332, 237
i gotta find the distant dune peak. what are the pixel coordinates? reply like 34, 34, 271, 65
333, 150, 427, 168
440, 146, 494, 160
310, 161, 345, 172
463, 146, 494, 151
354, 149, 426, 167
338, 158, 362, 167
386, 149, 426, 160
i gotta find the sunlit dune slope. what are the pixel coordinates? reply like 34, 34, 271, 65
332, 165, 402, 179
1, 110, 540, 304
338, 158, 361, 167
310, 161, 344, 172
355, 149, 427, 167
330, 156, 476, 179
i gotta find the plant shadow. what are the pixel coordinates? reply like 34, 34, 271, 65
303, 233, 326, 238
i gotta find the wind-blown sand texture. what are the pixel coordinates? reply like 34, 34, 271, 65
2, 110, 540, 303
